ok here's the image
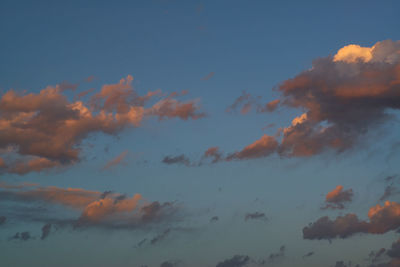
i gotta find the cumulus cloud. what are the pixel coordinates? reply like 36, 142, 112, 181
196, 40, 400, 163
322, 185, 354, 210
0, 182, 178, 230
303, 201, 400, 240
0, 75, 204, 174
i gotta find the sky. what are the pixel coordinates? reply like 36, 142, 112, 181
0, 1, 400, 266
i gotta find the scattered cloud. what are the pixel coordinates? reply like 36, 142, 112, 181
303, 251, 314, 259
244, 212, 267, 222
0, 182, 179, 231
151, 228, 171, 245
0, 75, 204, 174
215, 255, 250, 267
191, 40, 400, 164
267, 245, 286, 263
162, 154, 191, 166
9, 231, 33, 241
201, 72, 215, 81
40, 223, 52, 240
322, 185, 354, 210
303, 201, 400, 240
102, 150, 128, 170
210, 216, 219, 223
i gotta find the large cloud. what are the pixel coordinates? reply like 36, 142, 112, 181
0, 75, 204, 174
192, 40, 400, 164
303, 201, 400, 240
0, 182, 178, 230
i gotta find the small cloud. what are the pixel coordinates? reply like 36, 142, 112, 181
210, 216, 219, 223
201, 72, 215, 81
41, 223, 52, 240
244, 212, 267, 222
151, 229, 171, 245
10, 231, 33, 241
215, 255, 250, 267
162, 155, 191, 166
322, 185, 353, 210
102, 150, 128, 170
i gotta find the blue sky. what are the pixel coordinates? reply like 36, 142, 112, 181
1, 1, 400, 266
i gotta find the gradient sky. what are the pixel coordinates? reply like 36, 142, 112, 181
1, 1, 400, 267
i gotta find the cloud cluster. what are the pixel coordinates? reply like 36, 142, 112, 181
0, 75, 204, 174
303, 201, 400, 240
0, 182, 178, 231
182, 40, 400, 165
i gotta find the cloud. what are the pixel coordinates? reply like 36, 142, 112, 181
0, 182, 179, 230
0, 216, 6, 225
210, 216, 219, 223
303, 251, 314, 259
41, 223, 51, 240
151, 228, 171, 245
226, 91, 255, 115
227, 135, 278, 160
102, 150, 128, 170
201, 72, 215, 81
146, 98, 206, 120
322, 185, 354, 210
257, 99, 280, 113
0, 75, 204, 174
244, 212, 267, 222
215, 255, 250, 267
162, 155, 191, 166
202, 147, 223, 164
136, 238, 147, 248
380, 183, 399, 201
303, 201, 400, 240
199, 40, 400, 163
367, 248, 386, 264
387, 239, 400, 260
267, 245, 286, 263
10, 231, 33, 241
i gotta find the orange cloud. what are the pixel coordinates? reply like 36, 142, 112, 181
0, 183, 178, 228
80, 194, 142, 222
0, 75, 204, 174
227, 134, 278, 160
303, 200, 400, 240
323, 185, 353, 210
